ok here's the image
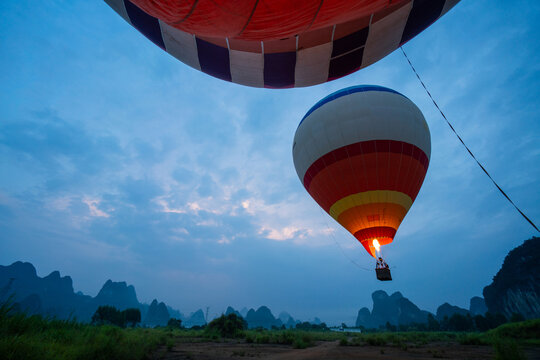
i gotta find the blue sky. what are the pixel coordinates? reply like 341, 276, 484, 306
1, 1, 539, 325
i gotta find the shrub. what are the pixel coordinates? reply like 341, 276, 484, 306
447, 314, 474, 332
458, 333, 486, 345
91, 306, 124, 327
493, 338, 526, 360
364, 334, 387, 346
245, 333, 255, 343
167, 318, 182, 329
292, 334, 313, 349
509, 313, 525, 323
206, 314, 246, 338
488, 319, 540, 343
90, 306, 141, 328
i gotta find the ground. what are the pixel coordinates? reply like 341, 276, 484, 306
152, 339, 540, 360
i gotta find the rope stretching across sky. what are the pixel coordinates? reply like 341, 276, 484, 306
400, 47, 539, 233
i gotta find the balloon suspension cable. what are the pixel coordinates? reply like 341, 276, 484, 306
400, 46, 539, 233
317, 207, 372, 272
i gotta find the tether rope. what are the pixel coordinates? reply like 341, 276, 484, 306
317, 207, 372, 272
400, 46, 539, 232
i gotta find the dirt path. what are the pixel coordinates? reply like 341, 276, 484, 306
155, 339, 540, 360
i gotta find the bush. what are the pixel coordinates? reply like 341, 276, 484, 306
447, 314, 474, 332
167, 318, 182, 329
458, 333, 486, 345
364, 334, 387, 346
295, 322, 328, 331
91, 306, 141, 328
205, 313, 246, 338
293, 334, 313, 349
245, 333, 255, 343
488, 319, 540, 343
509, 313, 525, 323
493, 338, 526, 360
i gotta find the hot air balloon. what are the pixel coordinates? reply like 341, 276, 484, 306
292, 85, 431, 280
105, 0, 459, 88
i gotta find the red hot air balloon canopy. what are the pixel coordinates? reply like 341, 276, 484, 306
292, 85, 431, 258
130, 0, 409, 41
105, 0, 460, 88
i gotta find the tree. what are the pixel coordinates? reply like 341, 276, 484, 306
91, 306, 141, 327
295, 322, 328, 331
447, 313, 474, 332
206, 313, 246, 338
486, 312, 507, 329
510, 313, 525, 322
123, 308, 141, 327
474, 314, 491, 332
92, 305, 124, 327
167, 318, 182, 329
427, 314, 440, 331
385, 321, 397, 332
473, 312, 507, 332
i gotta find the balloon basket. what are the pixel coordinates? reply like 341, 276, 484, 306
376, 268, 392, 281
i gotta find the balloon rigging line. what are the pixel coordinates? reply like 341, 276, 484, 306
317, 207, 372, 272
400, 47, 539, 233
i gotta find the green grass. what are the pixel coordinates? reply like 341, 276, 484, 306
338, 320, 540, 350
0, 302, 174, 360
486, 319, 540, 346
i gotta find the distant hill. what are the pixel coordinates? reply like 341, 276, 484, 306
483, 236, 540, 319
0, 261, 183, 326
225, 306, 300, 329
0, 261, 93, 320
355, 290, 431, 328
94, 280, 140, 310
0, 261, 313, 328
144, 299, 170, 327
225, 306, 242, 317
183, 309, 207, 327
278, 311, 299, 328
436, 303, 469, 321
355, 290, 490, 329
245, 306, 281, 329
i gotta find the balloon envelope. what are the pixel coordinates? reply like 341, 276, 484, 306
105, 0, 459, 88
292, 85, 431, 257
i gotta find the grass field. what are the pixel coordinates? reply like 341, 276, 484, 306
1, 301, 538, 360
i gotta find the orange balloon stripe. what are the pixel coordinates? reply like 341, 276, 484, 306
329, 190, 412, 219
336, 202, 407, 235
307, 152, 427, 212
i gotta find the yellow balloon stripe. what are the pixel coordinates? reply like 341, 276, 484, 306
328, 190, 413, 220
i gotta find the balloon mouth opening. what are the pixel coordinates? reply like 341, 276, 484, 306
360, 237, 393, 257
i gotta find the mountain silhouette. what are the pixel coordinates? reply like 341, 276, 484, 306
483, 236, 540, 319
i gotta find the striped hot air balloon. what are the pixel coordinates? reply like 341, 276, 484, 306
105, 0, 459, 88
292, 85, 430, 257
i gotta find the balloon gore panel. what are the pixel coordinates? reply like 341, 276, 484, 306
105, 0, 460, 88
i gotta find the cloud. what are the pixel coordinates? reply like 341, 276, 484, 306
82, 197, 110, 218
258, 226, 306, 241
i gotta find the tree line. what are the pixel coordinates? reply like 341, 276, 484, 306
381, 312, 524, 333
